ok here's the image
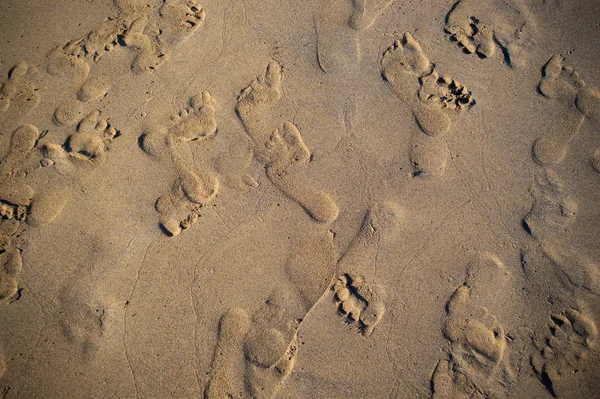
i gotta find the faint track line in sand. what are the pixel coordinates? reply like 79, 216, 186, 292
122, 234, 161, 399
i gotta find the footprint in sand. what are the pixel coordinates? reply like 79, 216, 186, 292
431, 253, 519, 398
140, 91, 218, 236
521, 168, 600, 296
315, 0, 392, 73
348, 0, 393, 30
204, 229, 337, 399
236, 61, 339, 224
444, 0, 535, 67
381, 33, 475, 177
47, 0, 206, 75
533, 55, 600, 167
0, 243, 23, 307
531, 306, 598, 398
55, 288, 108, 358
0, 61, 43, 125
205, 293, 300, 399
331, 202, 403, 337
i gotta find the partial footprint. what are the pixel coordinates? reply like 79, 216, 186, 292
48, 0, 206, 75
237, 62, 339, 224
381, 33, 475, 177
445, 0, 535, 67
0, 61, 43, 123
432, 253, 518, 398
0, 246, 22, 306
332, 273, 384, 337
331, 202, 403, 336
55, 288, 108, 358
348, 0, 393, 30
140, 91, 218, 236
531, 306, 598, 398
206, 291, 300, 399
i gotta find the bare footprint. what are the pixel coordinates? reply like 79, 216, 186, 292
48, 0, 206, 75
533, 56, 589, 166
445, 0, 535, 67
432, 253, 518, 398
236, 62, 339, 224
0, 61, 43, 123
348, 0, 393, 30
206, 292, 300, 399
0, 246, 22, 306
140, 92, 218, 236
381, 33, 475, 177
531, 306, 598, 398
332, 202, 403, 336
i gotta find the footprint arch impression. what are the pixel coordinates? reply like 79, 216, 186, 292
236, 61, 339, 224
381, 33, 475, 177
140, 91, 219, 236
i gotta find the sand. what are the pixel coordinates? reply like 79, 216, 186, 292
0, 0, 599, 398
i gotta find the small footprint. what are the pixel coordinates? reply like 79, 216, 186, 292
381, 33, 475, 177
332, 273, 384, 337
140, 92, 218, 236
0, 61, 43, 123
432, 253, 518, 398
531, 307, 598, 398
445, 0, 535, 67
0, 246, 22, 306
236, 61, 339, 224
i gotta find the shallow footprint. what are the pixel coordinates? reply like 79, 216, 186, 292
533, 55, 586, 166
531, 306, 598, 398
434, 253, 517, 398
264, 122, 339, 224
0, 61, 43, 122
348, 0, 393, 30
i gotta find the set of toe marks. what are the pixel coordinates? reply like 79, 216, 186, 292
333, 273, 384, 337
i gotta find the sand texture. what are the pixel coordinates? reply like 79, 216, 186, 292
0, 0, 599, 398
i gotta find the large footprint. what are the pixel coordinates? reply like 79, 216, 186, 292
431, 253, 518, 398
533, 55, 600, 167
381, 33, 475, 177
236, 61, 339, 224
444, 0, 535, 67
140, 91, 218, 236
332, 202, 403, 337
531, 306, 598, 398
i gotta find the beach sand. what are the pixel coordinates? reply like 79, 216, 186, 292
0, 0, 599, 397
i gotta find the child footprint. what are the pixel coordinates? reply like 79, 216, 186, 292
381, 33, 475, 177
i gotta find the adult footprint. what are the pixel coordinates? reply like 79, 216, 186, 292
332, 202, 403, 336
432, 253, 518, 398
140, 92, 219, 236
237, 62, 339, 224
445, 0, 535, 67
381, 33, 475, 177
531, 306, 598, 398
